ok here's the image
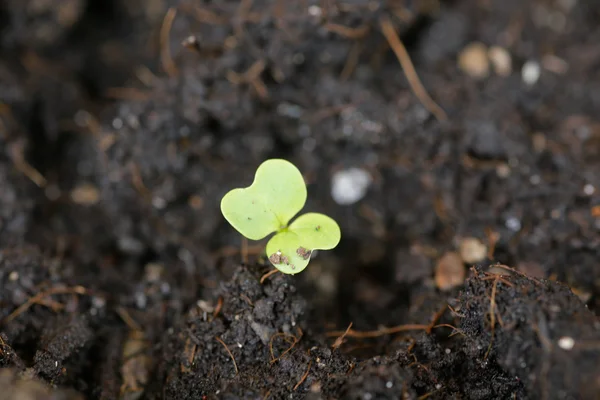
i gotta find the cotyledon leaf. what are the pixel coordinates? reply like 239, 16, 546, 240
265, 231, 310, 274
220, 159, 307, 240
266, 213, 341, 274
287, 212, 341, 250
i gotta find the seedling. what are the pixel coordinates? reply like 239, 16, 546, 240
220, 159, 341, 274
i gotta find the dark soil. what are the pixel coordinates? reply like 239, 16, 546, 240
1, 0, 600, 399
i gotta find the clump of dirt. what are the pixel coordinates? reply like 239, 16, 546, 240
457, 266, 600, 399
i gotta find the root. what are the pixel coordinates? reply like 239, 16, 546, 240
326, 324, 429, 338
379, 15, 447, 122
260, 268, 280, 284
160, 7, 178, 77
215, 336, 239, 375
331, 322, 353, 350
2, 285, 90, 325
269, 332, 299, 363
293, 359, 312, 390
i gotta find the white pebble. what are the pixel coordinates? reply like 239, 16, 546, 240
558, 336, 575, 350
583, 184, 595, 196
522, 61, 541, 86
112, 118, 123, 129
506, 217, 522, 232
530, 175, 541, 185
152, 197, 167, 209
331, 168, 372, 205
386, 381, 393, 389
308, 5, 322, 17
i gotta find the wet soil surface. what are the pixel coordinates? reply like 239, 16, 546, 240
1, 0, 600, 399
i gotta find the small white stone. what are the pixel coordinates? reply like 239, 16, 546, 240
522, 61, 541, 86
112, 118, 123, 129
331, 168, 372, 205
308, 5, 322, 17
583, 184, 595, 196
530, 175, 541, 185
152, 197, 167, 209
558, 336, 575, 350
506, 217, 522, 232
386, 381, 393, 389
445, 348, 451, 354
8, 271, 19, 281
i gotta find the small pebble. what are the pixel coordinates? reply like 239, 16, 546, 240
522, 61, 541, 85
459, 237, 488, 264
488, 46, 512, 76
542, 54, 569, 74
558, 336, 575, 350
308, 5, 322, 17
331, 168, 372, 205
496, 163, 511, 178
583, 184, 595, 196
70, 184, 100, 205
435, 252, 465, 291
505, 217, 522, 232
458, 42, 490, 79
8, 271, 19, 281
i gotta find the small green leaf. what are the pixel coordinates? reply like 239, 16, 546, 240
266, 213, 341, 274
220, 159, 307, 240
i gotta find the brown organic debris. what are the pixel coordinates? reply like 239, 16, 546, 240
120, 330, 151, 397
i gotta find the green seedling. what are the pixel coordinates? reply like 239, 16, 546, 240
220, 159, 341, 274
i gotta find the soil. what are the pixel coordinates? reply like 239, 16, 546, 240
1, 0, 600, 399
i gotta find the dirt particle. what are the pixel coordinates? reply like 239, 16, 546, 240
458, 237, 487, 264
70, 184, 99, 205
488, 46, 512, 76
188, 195, 204, 209
296, 247, 311, 260
458, 42, 489, 79
269, 250, 282, 264
435, 251, 465, 291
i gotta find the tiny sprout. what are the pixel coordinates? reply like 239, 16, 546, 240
220, 159, 341, 274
